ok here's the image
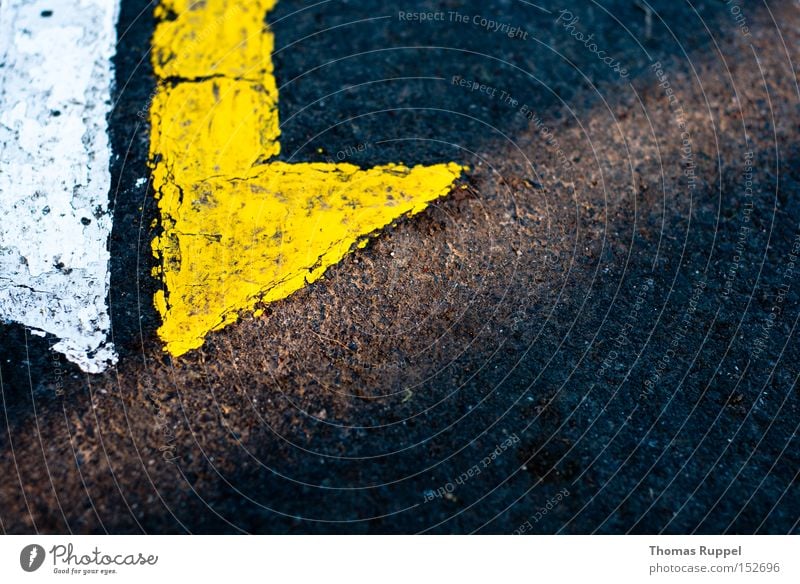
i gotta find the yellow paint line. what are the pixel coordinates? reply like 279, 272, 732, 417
149, 0, 464, 357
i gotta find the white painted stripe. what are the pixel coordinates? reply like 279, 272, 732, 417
0, 0, 120, 373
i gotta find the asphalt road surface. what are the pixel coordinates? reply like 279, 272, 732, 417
0, 0, 798, 534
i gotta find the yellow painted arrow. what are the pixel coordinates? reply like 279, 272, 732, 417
149, 0, 464, 357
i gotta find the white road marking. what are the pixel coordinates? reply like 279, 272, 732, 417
0, 0, 120, 373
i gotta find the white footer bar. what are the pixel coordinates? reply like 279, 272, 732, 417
0, 536, 797, 582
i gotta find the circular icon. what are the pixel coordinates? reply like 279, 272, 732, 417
20, 544, 45, 572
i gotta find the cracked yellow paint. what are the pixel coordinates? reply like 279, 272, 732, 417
150, 0, 464, 357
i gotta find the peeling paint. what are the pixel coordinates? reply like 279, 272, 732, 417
150, 0, 465, 357
0, 0, 119, 373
